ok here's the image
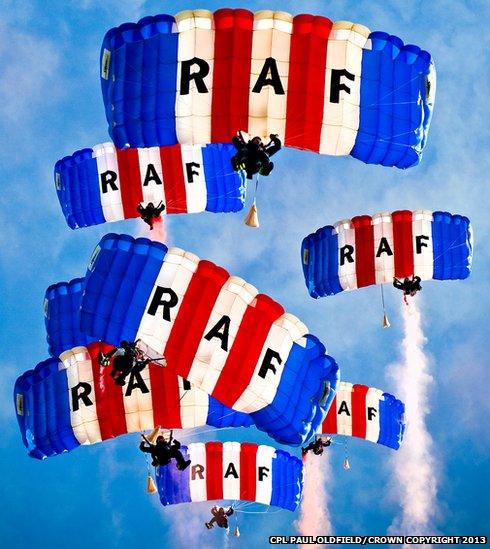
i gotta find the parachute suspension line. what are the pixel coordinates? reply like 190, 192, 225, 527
143, 444, 157, 494
380, 285, 391, 328
234, 510, 240, 538
343, 440, 350, 471
244, 175, 260, 228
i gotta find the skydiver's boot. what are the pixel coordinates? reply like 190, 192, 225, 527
176, 458, 191, 471
114, 374, 126, 386
259, 161, 274, 176
205, 522, 214, 530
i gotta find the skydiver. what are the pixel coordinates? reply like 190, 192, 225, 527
231, 133, 282, 180
393, 276, 423, 297
205, 506, 234, 530
98, 340, 149, 386
139, 432, 191, 471
301, 436, 332, 457
136, 201, 165, 230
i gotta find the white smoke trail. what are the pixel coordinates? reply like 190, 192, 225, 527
295, 453, 333, 547
387, 296, 437, 542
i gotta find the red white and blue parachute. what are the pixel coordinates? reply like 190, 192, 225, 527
301, 210, 472, 297
101, 9, 435, 168
156, 441, 303, 511
80, 234, 339, 446
15, 277, 253, 459
15, 342, 253, 460
55, 142, 244, 229
320, 382, 405, 450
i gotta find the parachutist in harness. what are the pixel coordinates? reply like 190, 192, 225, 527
302, 436, 332, 457
231, 133, 282, 180
98, 340, 149, 386
393, 276, 422, 297
139, 432, 191, 471
205, 506, 234, 530
137, 201, 165, 230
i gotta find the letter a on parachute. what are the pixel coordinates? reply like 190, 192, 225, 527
101, 9, 435, 168
80, 234, 339, 447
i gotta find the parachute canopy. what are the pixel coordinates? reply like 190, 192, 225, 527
156, 441, 303, 511
17, 277, 253, 459
14, 342, 253, 460
81, 234, 339, 446
101, 9, 435, 168
320, 382, 405, 449
55, 142, 244, 229
301, 210, 472, 297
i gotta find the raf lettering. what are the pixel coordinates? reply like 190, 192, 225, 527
180, 56, 353, 102
70, 370, 150, 411
336, 399, 379, 422
339, 233, 431, 266
100, 163, 164, 193
191, 461, 270, 481
147, 286, 282, 379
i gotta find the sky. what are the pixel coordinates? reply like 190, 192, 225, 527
0, 1, 489, 548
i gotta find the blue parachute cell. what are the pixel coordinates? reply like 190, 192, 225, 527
378, 391, 406, 449
351, 32, 435, 168
45, 278, 91, 357
14, 358, 80, 459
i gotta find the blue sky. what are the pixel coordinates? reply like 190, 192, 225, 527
1, 1, 489, 547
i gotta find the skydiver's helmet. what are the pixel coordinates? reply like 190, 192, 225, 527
120, 340, 130, 349
251, 136, 263, 147
147, 202, 154, 210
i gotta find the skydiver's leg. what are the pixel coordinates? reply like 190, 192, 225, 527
114, 357, 132, 385
233, 150, 248, 171
259, 161, 274, 176
245, 158, 260, 179
171, 448, 191, 471
232, 136, 243, 150
133, 360, 148, 374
